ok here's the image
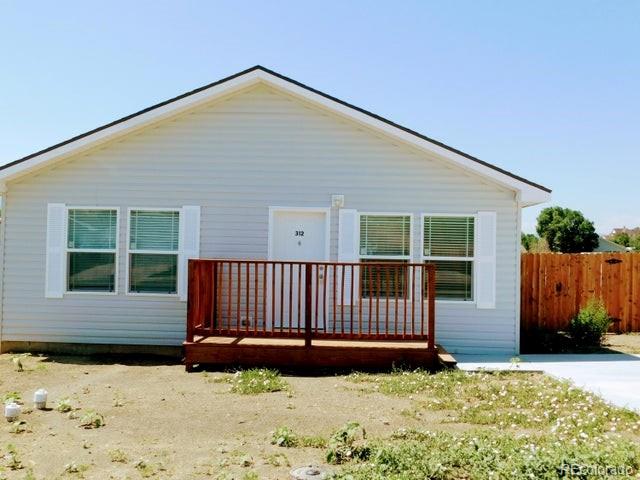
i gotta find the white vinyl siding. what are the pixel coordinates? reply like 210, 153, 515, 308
1, 84, 519, 353
422, 215, 475, 302
127, 210, 180, 295
66, 208, 118, 294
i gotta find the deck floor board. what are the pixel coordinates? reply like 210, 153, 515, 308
194, 335, 431, 349
184, 335, 448, 370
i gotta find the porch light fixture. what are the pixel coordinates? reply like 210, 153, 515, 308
331, 194, 344, 208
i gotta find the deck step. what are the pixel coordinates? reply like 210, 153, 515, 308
437, 345, 457, 369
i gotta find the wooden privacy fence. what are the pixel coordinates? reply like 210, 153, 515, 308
521, 252, 640, 334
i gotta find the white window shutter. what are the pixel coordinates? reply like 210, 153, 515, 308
178, 206, 201, 301
475, 211, 497, 309
338, 209, 359, 305
45, 203, 66, 298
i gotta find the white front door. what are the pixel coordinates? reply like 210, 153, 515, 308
269, 209, 329, 330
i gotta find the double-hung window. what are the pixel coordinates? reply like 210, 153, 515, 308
66, 208, 118, 293
422, 215, 475, 301
359, 214, 412, 298
128, 209, 180, 295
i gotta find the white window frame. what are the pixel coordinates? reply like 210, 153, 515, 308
65, 206, 120, 296
126, 207, 181, 297
421, 213, 476, 304
358, 212, 414, 300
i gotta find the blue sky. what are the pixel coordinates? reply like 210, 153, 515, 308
1, 1, 638, 233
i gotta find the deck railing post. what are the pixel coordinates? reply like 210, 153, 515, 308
186, 259, 195, 343
304, 264, 313, 348
427, 264, 436, 351
210, 261, 218, 335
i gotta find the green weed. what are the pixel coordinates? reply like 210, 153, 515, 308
108, 449, 128, 463
222, 369, 289, 395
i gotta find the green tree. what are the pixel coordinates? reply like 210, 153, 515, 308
536, 206, 599, 253
520, 233, 550, 253
521, 233, 538, 251
630, 235, 640, 251
609, 232, 631, 247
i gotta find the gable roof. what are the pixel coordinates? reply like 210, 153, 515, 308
0, 65, 551, 205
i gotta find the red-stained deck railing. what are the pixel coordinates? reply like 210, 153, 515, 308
187, 259, 436, 350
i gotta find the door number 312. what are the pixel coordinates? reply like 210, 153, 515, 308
295, 230, 305, 237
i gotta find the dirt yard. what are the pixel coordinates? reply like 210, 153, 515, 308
1, 353, 639, 479
0, 354, 428, 479
605, 333, 640, 354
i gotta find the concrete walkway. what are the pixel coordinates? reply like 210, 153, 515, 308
455, 353, 640, 411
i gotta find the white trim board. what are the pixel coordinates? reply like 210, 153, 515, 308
0, 67, 550, 206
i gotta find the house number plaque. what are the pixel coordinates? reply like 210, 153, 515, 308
295, 230, 305, 237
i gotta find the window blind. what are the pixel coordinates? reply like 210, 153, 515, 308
67, 209, 117, 249
129, 253, 178, 294
429, 260, 473, 301
359, 215, 411, 257
423, 216, 474, 258
67, 252, 116, 292
130, 211, 179, 251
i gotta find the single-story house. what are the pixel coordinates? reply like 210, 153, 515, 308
0, 66, 550, 360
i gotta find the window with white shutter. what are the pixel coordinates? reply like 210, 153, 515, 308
128, 209, 180, 294
359, 213, 412, 298
422, 215, 475, 301
66, 208, 118, 293
475, 211, 497, 309
338, 209, 359, 305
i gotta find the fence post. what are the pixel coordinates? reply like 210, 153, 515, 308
305, 264, 313, 348
427, 264, 436, 351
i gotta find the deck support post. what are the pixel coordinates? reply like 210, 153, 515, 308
304, 265, 313, 348
186, 259, 195, 343
427, 265, 436, 351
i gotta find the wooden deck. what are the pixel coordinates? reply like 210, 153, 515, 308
184, 335, 448, 371
184, 259, 440, 370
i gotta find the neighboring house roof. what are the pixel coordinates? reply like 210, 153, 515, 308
610, 227, 640, 237
595, 237, 629, 252
0, 65, 551, 205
